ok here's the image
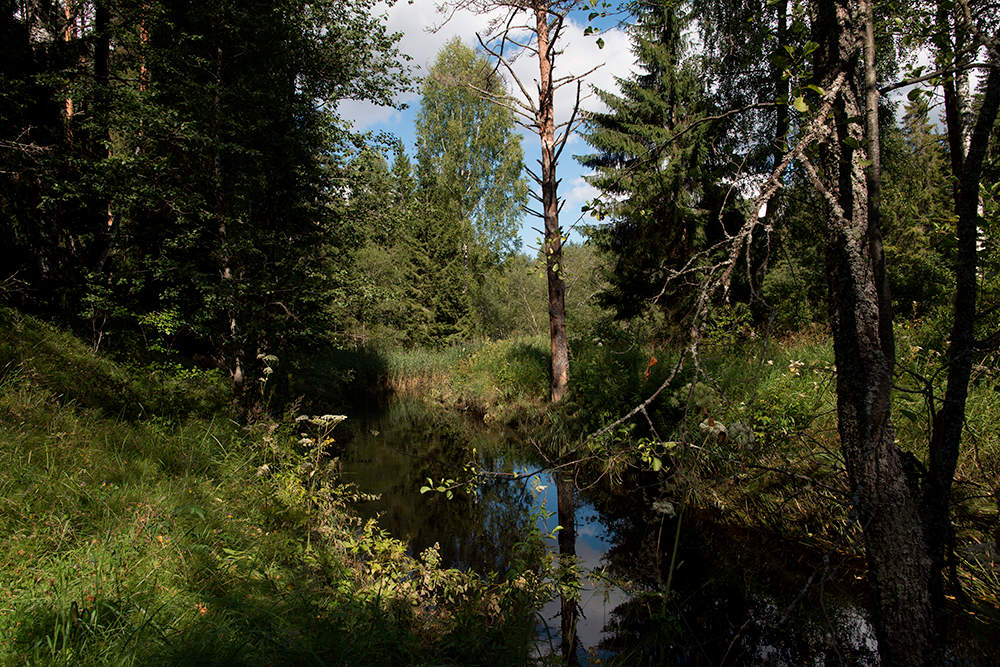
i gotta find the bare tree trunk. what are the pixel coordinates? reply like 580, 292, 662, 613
812, 3, 934, 664
63, 0, 75, 143
534, 3, 569, 403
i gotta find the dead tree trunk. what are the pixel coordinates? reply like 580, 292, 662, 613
449, 0, 590, 403
533, 4, 569, 402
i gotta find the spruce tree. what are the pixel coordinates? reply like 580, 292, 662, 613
579, 0, 714, 322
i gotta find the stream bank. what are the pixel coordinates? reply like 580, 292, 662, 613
336, 398, 924, 666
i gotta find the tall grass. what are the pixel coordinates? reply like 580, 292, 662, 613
0, 308, 544, 665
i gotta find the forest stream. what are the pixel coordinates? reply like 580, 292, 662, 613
337, 399, 889, 666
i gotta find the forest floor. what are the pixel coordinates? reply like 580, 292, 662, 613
2, 308, 997, 664
0, 308, 544, 666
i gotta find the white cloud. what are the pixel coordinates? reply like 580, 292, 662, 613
563, 176, 599, 218
341, 2, 637, 133
502, 13, 634, 127
335, 97, 409, 129
340, 1, 505, 130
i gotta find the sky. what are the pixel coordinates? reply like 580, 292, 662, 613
336, 0, 641, 251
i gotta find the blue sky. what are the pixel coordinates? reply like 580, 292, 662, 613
337, 1, 640, 251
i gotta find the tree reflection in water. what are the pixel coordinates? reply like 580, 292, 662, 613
334, 400, 909, 665
556, 469, 579, 666
339, 399, 538, 572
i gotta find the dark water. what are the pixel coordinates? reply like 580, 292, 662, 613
337, 399, 885, 665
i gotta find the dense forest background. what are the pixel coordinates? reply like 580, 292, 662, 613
2, 0, 1000, 665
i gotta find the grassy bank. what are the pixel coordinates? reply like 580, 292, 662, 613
368, 326, 999, 621
0, 308, 544, 665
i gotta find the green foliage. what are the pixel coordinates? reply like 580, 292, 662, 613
454, 337, 551, 405
882, 98, 956, 317
0, 307, 228, 420
466, 243, 612, 341
1, 0, 410, 405
338, 37, 531, 349
415, 38, 527, 264
579, 1, 716, 323
0, 309, 543, 665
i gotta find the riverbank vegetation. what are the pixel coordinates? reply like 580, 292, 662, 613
0, 308, 545, 665
3, 0, 1000, 664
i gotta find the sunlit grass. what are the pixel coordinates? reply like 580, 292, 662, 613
0, 308, 543, 665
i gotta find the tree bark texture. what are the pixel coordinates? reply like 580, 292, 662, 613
812, 2, 934, 664
923, 61, 1000, 637
534, 2, 569, 403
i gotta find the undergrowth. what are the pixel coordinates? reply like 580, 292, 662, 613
368, 318, 999, 623
0, 308, 545, 665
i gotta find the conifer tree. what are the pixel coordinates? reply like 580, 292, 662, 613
579, 1, 716, 322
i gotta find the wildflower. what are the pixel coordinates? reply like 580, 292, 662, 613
195, 602, 208, 615
312, 414, 347, 426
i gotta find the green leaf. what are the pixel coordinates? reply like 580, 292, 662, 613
792, 96, 809, 113
596, 37, 605, 50
420, 486, 431, 494
806, 84, 826, 96
651, 457, 662, 472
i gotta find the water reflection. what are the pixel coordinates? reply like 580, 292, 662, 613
340, 399, 536, 572
339, 399, 890, 665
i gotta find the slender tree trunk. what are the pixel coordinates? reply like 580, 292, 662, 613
94, 1, 116, 273
812, 3, 934, 664
63, 0, 75, 143
771, 0, 789, 167
211, 43, 243, 393
936, 1, 966, 197
534, 2, 569, 403
923, 61, 1000, 641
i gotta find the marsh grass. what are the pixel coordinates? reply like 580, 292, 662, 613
375, 321, 998, 618
0, 309, 544, 665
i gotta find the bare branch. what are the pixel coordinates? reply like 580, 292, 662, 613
879, 62, 994, 94
553, 84, 582, 165
476, 32, 539, 113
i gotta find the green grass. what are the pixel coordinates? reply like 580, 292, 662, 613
373, 322, 998, 618
0, 308, 544, 665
